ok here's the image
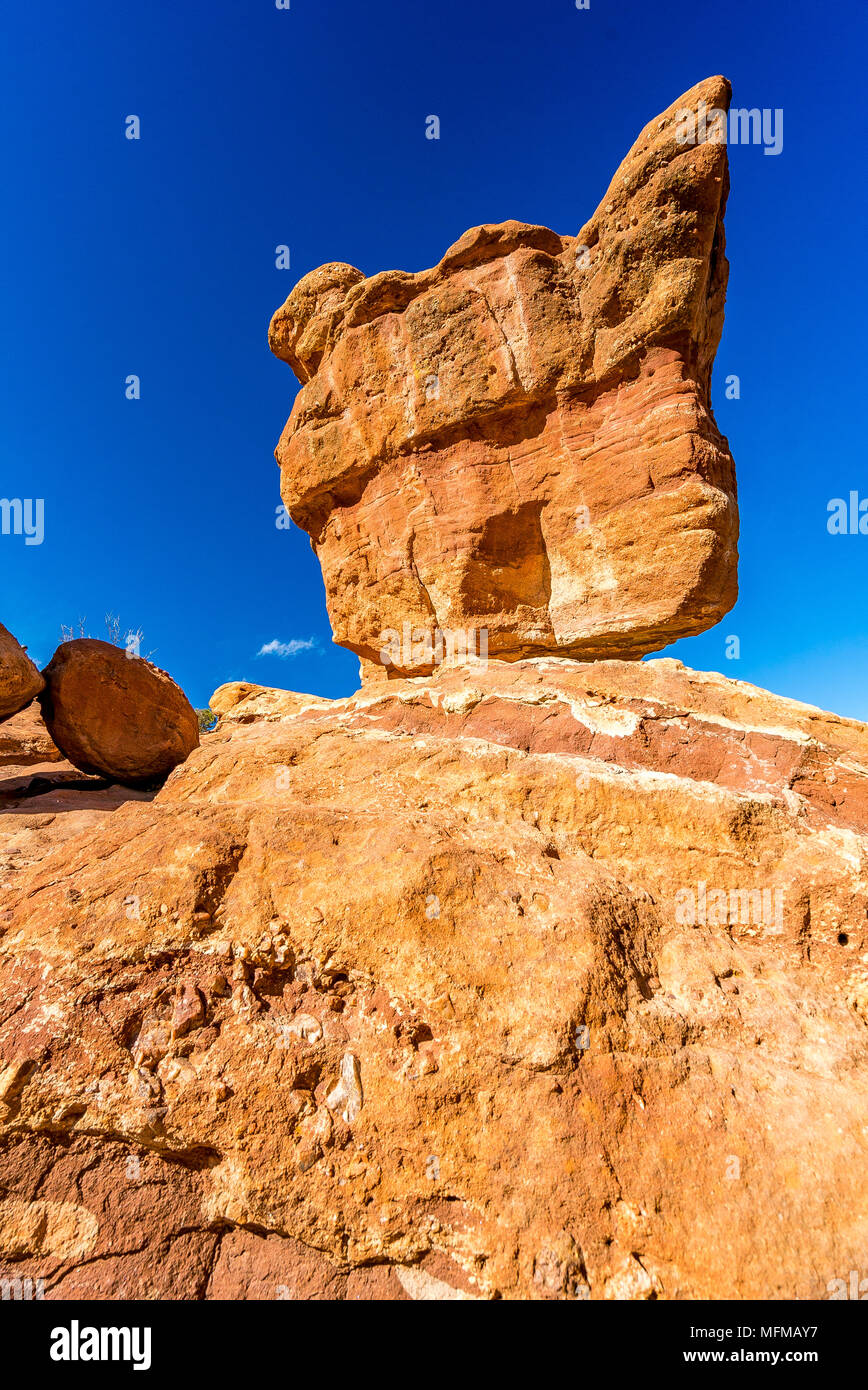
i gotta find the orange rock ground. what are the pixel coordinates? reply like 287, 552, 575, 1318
1, 658, 866, 1299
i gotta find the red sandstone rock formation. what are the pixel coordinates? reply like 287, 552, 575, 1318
1, 658, 867, 1299
269, 76, 738, 675
2, 79, 863, 1304
0, 702, 62, 767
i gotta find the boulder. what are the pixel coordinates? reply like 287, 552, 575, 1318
210, 680, 331, 723
269, 76, 738, 675
39, 639, 199, 786
0, 622, 43, 720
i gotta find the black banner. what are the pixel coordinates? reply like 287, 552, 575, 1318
1, 1298, 863, 1377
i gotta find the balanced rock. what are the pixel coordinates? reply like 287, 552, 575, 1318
270, 77, 738, 675
1, 658, 867, 1299
39, 639, 199, 786
0, 622, 44, 720
3, 73, 859, 1303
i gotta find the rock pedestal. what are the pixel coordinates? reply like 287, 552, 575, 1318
1, 657, 867, 1299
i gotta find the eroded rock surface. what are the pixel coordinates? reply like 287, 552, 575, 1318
269, 77, 738, 673
1, 658, 866, 1300
0, 75, 857, 1304
0, 702, 62, 768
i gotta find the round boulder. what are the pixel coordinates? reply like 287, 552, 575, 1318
40, 639, 199, 786
0, 621, 44, 720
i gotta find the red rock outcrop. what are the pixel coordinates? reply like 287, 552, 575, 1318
0, 623, 43, 720
1, 658, 867, 1300
39, 640, 199, 787
269, 77, 737, 675
0, 702, 62, 767
2, 77, 861, 1304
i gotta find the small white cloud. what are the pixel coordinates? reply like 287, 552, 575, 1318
256, 638, 317, 659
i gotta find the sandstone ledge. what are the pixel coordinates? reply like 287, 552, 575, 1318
0, 658, 865, 1299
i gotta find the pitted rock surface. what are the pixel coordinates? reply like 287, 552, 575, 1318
1, 658, 866, 1300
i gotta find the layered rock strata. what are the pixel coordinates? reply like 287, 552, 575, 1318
0, 658, 866, 1300
269, 77, 738, 674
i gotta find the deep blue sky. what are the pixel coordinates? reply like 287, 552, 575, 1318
2, 0, 866, 717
